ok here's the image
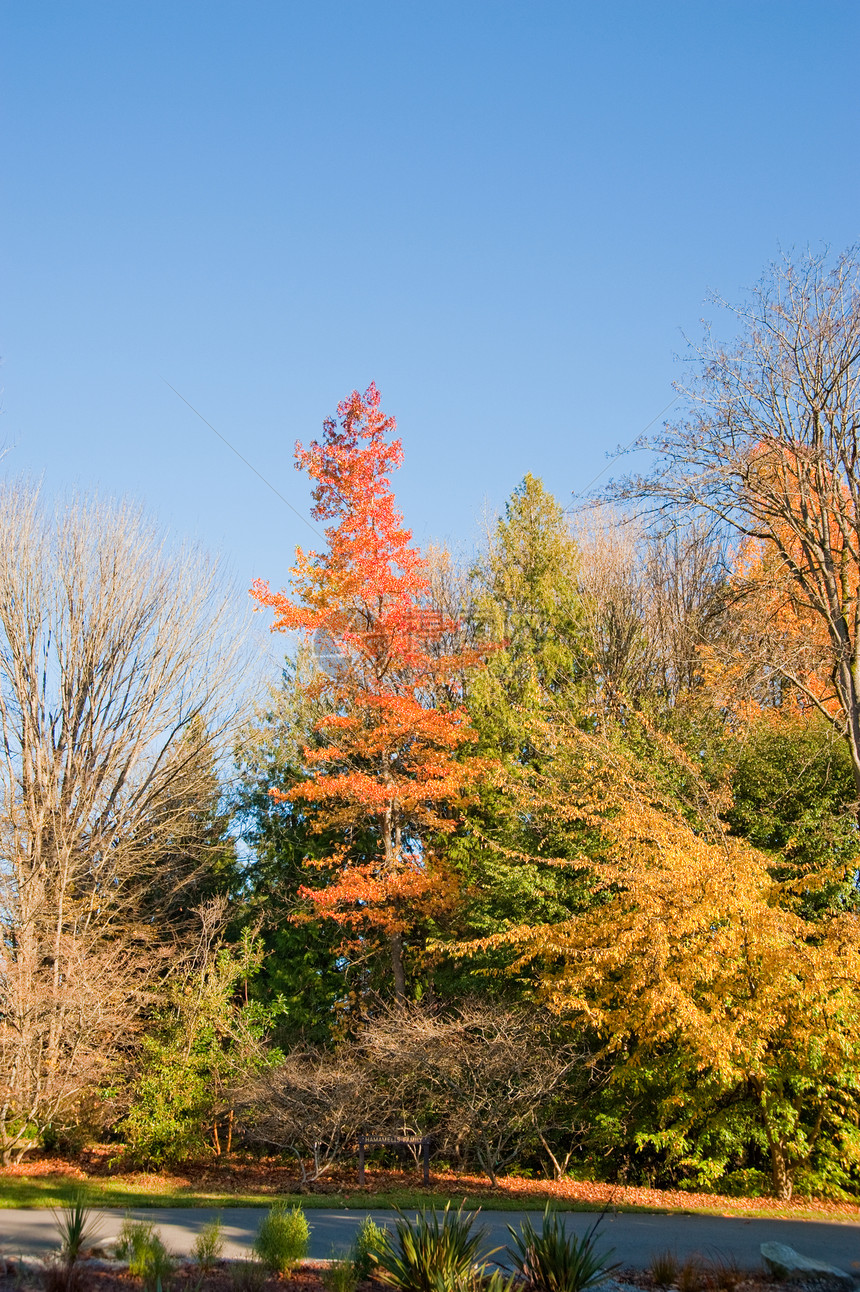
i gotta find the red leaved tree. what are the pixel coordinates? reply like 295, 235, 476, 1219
252, 384, 493, 1001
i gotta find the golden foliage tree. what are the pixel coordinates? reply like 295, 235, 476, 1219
456, 706, 860, 1199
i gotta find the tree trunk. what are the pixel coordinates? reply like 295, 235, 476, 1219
754, 1077, 794, 1201
770, 1139, 793, 1201
382, 787, 407, 1003
390, 932, 406, 1004
843, 654, 860, 803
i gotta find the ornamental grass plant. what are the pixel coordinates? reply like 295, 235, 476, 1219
374, 1204, 506, 1292
52, 1194, 102, 1263
650, 1250, 679, 1288
506, 1207, 619, 1292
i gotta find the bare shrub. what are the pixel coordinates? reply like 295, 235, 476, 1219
240, 1000, 580, 1184
358, 1000, 581, 1183
237, 1044, 379, 1182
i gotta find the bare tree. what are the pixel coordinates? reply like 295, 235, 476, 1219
0, 482, 246, 1162
572, 510, 727, 710
571, 514, 654, 704
642, 523, 729, 700
614, 248, 860, 790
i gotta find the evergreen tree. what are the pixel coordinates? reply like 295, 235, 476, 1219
234, 656, 345, 1044
439, 478, 595, 997
725, 711, 860, 918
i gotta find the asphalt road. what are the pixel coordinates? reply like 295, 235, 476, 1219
0, 1207, 858, 1276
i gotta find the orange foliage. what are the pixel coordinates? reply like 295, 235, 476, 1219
703, 443, 860, 726
252, 385, 495, 989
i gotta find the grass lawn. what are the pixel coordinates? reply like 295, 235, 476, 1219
1, 1157, 859, 1223
0, 1178, 593, 1212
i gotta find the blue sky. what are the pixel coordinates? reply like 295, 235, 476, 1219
4, 1, 859, 613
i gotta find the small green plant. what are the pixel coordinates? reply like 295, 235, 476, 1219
53, 1194, 101, 1263
254, 1200, 310, 1275
351, 1217, 390, 1282
116, 1216, 156, 1270
324, 1253, 360, 1292
193, 1217, 225, 1272
114, 1217, 174, 1290
506, 1207, 620, 1292
229, 1257, 268, 1291
374, 1205, 488, 1292
140, 1235, 175, 1292
651, 1250, 680, 1288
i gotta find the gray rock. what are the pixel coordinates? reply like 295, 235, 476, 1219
761, 1242, 854, 1288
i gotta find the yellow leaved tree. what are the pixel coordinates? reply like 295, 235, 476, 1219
455, 708, 860, 1199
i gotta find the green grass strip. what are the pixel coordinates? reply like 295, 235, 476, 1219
0, 1176, 845, 1223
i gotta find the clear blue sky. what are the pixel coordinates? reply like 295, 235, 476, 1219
4, 2, 859, 606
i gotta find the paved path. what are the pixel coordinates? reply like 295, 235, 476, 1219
0, 1208, 857, 1276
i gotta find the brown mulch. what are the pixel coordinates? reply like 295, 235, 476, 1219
1, 1265, 850, 1292
0, 1263, 378, 1291
621, 1276, 850, 1292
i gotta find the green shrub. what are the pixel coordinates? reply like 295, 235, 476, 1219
506, 1208, 619, 1292
121, 933, 283, 1169
193, 1216, 225, 1272
140, 1235, 174, 1292
351, 1217, 390, 1282
374, 1205, 487, 1292
119, 1037, 212, 1167
253, 1201, 310, 1275
116, 1217, 156, 1271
